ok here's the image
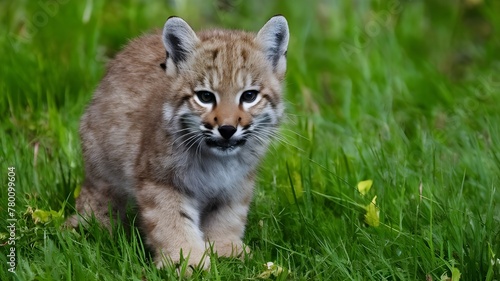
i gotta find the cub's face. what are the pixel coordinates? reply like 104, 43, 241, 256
162, 17, 289, 156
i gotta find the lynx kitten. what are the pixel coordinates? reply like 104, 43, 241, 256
73, 15, 289, 270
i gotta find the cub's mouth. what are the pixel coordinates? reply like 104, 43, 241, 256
205, 138, 247, 150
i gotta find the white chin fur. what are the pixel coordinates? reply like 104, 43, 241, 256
209, 146, 242, 156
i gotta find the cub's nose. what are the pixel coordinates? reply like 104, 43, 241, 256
218, 125, 237, 140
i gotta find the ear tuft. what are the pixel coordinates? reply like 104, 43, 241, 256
255, 16, 289, 74
162, 17, 199, 66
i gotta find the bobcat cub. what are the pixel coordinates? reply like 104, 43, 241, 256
74, 15, 289, 270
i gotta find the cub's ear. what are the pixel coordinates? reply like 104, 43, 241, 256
162, 17, 199, 73
255, 15, 289, 76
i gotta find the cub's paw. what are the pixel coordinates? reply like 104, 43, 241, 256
64, 214, 80, 229
209, 240, 251, 260
156, 248, 210, 276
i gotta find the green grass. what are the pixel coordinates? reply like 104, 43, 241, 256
1, 0, 500, 280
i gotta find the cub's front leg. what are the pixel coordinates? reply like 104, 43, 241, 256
202, 180, 254, 259
136, 180, 209, 270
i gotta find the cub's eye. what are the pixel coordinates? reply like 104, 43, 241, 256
195, 91, 216, 104
240, 90, 259, 103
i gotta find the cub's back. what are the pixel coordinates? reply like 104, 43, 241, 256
79, 31, 169, 188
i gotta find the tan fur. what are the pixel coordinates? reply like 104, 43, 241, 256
72, 16, 289, 272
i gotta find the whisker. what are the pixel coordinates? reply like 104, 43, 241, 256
175, 133, 201, 149
277, 128, 308, 140
251, 129, 305, 152
248, 122, 308, 142
185, 134, 203, 152
171, 127, 196, 135
195, 138, 204, 160
172, 130, 198, 144
251, 134, 279, 155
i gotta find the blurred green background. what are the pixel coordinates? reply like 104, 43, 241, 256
1, 0, 499, 280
